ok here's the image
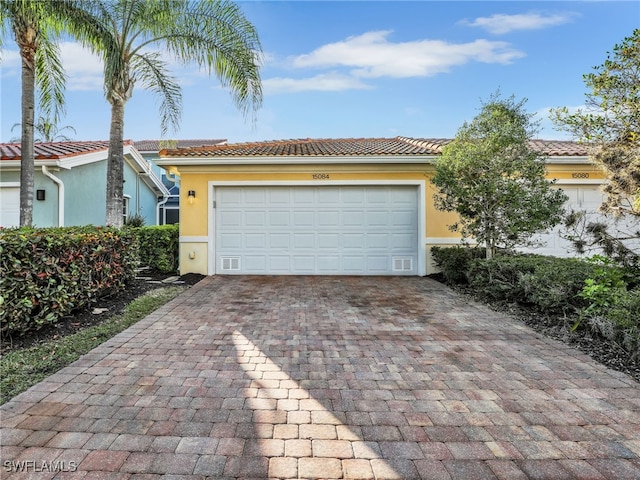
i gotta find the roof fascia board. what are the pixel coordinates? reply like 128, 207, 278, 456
124, 145, 170, 196
545, 156, 591, 164
58, 149, 108, 168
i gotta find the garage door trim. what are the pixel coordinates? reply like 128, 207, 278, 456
207, 180, 427, 276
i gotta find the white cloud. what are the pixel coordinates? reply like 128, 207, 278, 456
59, 41, 104, 91
462, 12, 578, 35
263, 72, 372, 94
0, 50, 21, 78
291, 31, 524, 78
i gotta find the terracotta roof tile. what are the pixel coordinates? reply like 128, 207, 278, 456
159, 136, 589, 158
160, 137, 443, 157
134, 139, 226, 151
0, 140, 134, 160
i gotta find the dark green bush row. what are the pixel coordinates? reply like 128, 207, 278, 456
432, 247, 598, 315
0, 226, 138, 336
134, 224, 179, 274
467, 255, 598, 316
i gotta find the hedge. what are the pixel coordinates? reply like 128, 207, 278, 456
134, 224, 179, 274
0, 226, 138, 336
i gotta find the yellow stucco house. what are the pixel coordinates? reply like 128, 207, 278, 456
156, 136, 602, 276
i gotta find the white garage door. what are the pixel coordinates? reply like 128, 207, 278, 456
523, 185, 639, 257
0, 187, 20, 227
214, 185, 418, 275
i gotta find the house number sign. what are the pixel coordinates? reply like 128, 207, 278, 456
312, 173, 330, 180
571, 172, 590, 178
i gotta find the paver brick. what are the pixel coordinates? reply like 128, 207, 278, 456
299, 457, 343, 479
2, 276, 640, 478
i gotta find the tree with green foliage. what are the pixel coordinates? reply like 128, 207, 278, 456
432, 93, 568, 259
552, 29, 640, 218
0, 0, 67, 226
552, 29, 640, 263
79, 0, 263, 227
11, 116, 76, 142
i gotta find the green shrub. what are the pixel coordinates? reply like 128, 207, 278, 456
0, 226, 138, 336
606, 289, 640, 359
430, 246, 485, 284
467, 254, 597, 315
135, 224, 179, 274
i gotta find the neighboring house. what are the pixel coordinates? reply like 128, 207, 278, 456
156, 136, 616, 276
134, 139, 226, 225
0, 141, 169, 228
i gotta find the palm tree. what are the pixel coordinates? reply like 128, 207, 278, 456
82, 0, 263, 226
11, 116, 77, 142
0, 0, 66, 226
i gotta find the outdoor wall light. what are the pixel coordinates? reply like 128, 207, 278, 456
36, 189, 46, 201
187, 190, 196, 205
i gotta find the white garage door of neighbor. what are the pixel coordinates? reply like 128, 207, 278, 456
523, 185, 639, 257
0, 187, 20, 227
214, 185, 419, 275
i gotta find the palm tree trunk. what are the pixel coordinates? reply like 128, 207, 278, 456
106, 99, 125, 227
18, 34, 36, 227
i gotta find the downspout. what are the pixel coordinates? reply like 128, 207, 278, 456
42, 166, 64, 227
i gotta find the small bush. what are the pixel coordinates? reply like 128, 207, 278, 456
135, 224, 179, 274
0, 226, 138, 336
431, 246, 485, 284
467, 254, 597, 315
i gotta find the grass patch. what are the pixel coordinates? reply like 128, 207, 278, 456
0, 286, 184, 405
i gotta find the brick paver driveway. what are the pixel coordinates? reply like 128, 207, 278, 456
2, 276, 640, 479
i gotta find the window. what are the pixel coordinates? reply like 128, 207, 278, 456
123, 195, 131, 223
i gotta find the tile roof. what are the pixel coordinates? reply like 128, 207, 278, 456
134, 139, 226, 151
159, 136, 590, 158
0, 140, 135, 160
159, 137, 445, 157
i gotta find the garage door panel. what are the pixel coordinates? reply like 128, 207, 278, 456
215, 186, 418, 275
0, 187, 20, 227
293, 256, 315, 271
368, 256, 389, 271
318, 211, 340, 226
269, 211, 290, 226
269, 190, 290, 204
343, 211, 364, 227
367, 233, 390, 249
245, 211, 266, 227
245, 233, 266, 248
245, 189, 266, 204
245, 255, 266, 271
318, 233, 340, 248
293, 234, 315, 249
220, 233, 242, 249
366, 211, 388, 226
342, 189, 365, 204
343, 256, 366, 271
269, 234, 290, 249
293, 211, 314, 226
220, 211, 241, 227
343, 233, 365, 249
269, 256, 290, 271
317, 256, 340, 271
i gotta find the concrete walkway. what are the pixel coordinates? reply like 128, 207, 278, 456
1, 276, 639, 479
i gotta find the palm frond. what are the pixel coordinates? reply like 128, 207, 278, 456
130, 52, 182, 135
34, 36, 66, 123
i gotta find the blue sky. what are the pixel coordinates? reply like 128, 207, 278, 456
1, 1, 638, 144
